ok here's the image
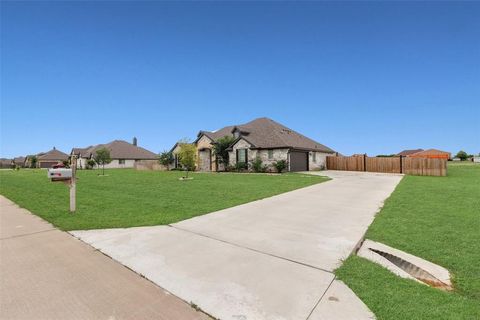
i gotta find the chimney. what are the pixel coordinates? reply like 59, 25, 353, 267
133, 137, 137, 146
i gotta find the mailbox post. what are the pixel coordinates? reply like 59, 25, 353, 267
70, 156, 77, 212
47, 156, 77, 213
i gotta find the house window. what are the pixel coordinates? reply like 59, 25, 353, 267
119, 159, 125, 165
312, 152, 316, 162
268, 149, 274, 160
233, 130, 240, 139
236, 149, 247, 165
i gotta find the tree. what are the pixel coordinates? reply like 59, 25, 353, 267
158, 150, 174, 170
178, 142, 196, 178
94, 148, 112, 175
29, 155, 37, 168
455, 150, 468, 161
212, 136, 235, 171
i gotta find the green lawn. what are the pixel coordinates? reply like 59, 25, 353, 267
0, 169, 327, 230
336, 163, 480, 320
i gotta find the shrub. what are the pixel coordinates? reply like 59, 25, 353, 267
86, 159, 96, 169
251, 157, 269, 173
235, 162, 247, 172
225, 164, 236, 172
273, 160, 287, 173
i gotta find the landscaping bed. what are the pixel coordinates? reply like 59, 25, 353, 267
0, 169, 327, 230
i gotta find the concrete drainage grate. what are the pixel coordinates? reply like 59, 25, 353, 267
358, 239, 452, 291
368, 248, 452, 291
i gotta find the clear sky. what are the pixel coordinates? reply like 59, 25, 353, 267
1, 1, 479, 158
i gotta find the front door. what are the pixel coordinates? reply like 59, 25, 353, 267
198, 149, 211, 171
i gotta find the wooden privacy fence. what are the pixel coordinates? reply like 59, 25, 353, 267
326, 155, 447, 176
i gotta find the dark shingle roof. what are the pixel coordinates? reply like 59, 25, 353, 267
199, 117, 335, 153
73, 140, 157, 160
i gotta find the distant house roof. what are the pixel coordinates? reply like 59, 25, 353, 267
397, 149, 424, 156
197, 117, 335, 153
0, 158, 12, 167
37, 148, 69, 161
408, 148, 451, 158
72, 140, 157, 160
13, 156, 26, 165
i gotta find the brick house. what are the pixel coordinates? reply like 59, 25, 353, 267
171, 117, 335, 172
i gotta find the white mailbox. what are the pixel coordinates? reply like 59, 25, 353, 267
48, 168, 72, 181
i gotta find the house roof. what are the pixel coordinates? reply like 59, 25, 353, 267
72, 140, 157, 160
0, 158, 12, 166
198, 117, 335, 153
408, 148, 451, 157
13, 156, 26, 164
37, 148, 69, 161
397, 149, 424, 156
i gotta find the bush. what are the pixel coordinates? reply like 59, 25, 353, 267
225, 164, 236, 172
235, 162, 248, 172
273, 160, 287, 173
251, 157, 269, 173
86, 159, 96, 169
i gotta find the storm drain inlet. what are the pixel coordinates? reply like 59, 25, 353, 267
358, 240, 452, 291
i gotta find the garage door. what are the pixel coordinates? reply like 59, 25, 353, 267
39, 161, 58, 168
289, 151, 308, 172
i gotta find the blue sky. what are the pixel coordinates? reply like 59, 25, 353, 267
1, 1, 479, 158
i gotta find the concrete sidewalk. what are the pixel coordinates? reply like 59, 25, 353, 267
73, 171, 402, 320
0, 196, 208, 320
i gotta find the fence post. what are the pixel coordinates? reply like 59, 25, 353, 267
363, 154, 367, 172
400, 155, 403, 174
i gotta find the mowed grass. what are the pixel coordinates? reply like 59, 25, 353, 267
336, 163, 480, 320
0, 169, 327, 230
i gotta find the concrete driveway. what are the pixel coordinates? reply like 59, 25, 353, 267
72, 170, 403, 320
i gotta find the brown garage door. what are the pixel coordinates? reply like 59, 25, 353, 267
39, 161, 58, 168
290, 151, 308, 172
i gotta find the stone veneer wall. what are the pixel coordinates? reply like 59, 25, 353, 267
308, 152, 331, 170
196, 135, 216, 171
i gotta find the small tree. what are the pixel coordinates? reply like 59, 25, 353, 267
455, 150, 468, 161
29, 155, 37, 168
273, 160, 287, 173
159, 150, 174, 170
94, 147, 112, 175
212, 136, 235, 171
178, 143, 196, 178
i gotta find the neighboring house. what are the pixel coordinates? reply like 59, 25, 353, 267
71, 139, 157, 169
473, 156, 480, 163
13, 156, 26, 168
397, 149, 424, 157
37, 148, 69, 168
0, 158, 12, 168
407, 148, 451, 160
171, 117, 335, 172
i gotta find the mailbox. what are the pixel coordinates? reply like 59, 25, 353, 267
48, 168, 72, 181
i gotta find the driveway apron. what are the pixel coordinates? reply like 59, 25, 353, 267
72, 171, 403, 320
